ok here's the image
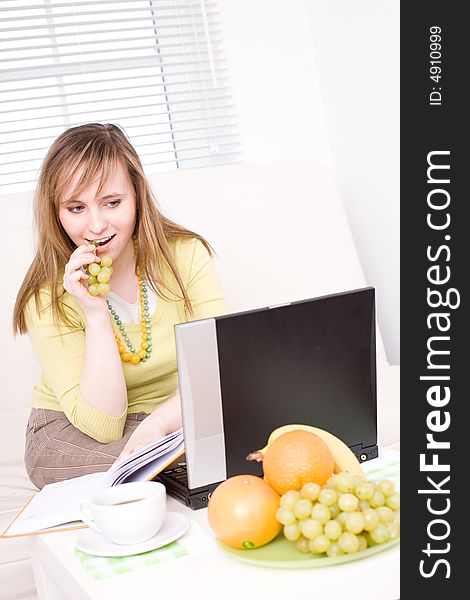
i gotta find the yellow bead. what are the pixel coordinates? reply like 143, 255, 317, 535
121, 352, 132, 362
130, 354, 141, 364
141, 341, 148, 349
118, 345, 126, 354
138, 349, 147, 359
142, 335, 148, 342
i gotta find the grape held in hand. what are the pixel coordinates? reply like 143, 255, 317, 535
87, 256, 113, 296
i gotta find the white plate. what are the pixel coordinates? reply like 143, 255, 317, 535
75, 511, 190, 557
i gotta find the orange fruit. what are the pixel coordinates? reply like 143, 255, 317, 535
262, 430, 335, 494
207, 475, 282, 549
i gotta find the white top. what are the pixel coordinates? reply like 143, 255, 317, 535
106, 283, 157, 324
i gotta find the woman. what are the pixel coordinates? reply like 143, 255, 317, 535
13, 123, 228, 489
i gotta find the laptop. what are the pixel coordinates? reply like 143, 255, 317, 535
156, 287, 378, 509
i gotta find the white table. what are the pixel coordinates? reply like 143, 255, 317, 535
31, 450, 400, 600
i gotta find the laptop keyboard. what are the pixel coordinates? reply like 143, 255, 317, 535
161, 464, 188, 487
156, 462, 224, 509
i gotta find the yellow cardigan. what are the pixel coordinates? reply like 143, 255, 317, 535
25, 238, 228, 443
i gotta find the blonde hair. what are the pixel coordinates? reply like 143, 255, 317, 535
13, 123, 212, 335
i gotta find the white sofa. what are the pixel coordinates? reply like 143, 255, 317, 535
0, 161, 399, 600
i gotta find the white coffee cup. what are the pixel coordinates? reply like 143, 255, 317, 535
79, 481, 166, 545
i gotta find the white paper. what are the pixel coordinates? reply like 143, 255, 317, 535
6, 473, 106, 535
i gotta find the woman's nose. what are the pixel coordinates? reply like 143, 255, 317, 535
87, 208, 107, 234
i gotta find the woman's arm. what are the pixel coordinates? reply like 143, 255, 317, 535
63, 244, 128, 418
80, 310, 128, 417
26, 292, 128, 442
26, 245, 129, 442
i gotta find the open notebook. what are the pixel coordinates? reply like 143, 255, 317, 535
2, 429, 184, 538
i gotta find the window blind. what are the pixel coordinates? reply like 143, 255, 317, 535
0, 0, 241, 193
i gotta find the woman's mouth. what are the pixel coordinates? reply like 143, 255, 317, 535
86, 234, 116, 250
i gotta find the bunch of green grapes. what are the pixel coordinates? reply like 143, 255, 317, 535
86, 256, 113, 296
276, 472, 400, 557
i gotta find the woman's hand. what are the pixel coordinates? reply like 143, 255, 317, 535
117, 394, 183, 461
63, 244, 107, 315
117, 412, 168, 461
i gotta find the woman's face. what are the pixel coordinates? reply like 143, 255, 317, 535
58, 161, 137, 262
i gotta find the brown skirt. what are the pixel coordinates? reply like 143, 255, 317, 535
25, 408, 148, 490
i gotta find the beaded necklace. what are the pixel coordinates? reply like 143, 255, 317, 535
105, 240, 152, 365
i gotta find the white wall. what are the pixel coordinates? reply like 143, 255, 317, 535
219, 0, 400, 364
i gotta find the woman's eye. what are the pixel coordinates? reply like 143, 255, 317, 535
106, 200, 121, 208
68, 205, 85, 213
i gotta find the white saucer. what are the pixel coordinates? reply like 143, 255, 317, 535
75, 512, 190, 557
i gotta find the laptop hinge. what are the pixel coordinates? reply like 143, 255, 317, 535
350, 443, 378, 463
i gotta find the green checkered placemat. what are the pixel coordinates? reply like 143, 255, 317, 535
75, 451, 399, 581
75, 520, 215, 581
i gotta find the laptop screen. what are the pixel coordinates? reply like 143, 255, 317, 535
176, 287, 377, 487
215, 287, 377, 478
